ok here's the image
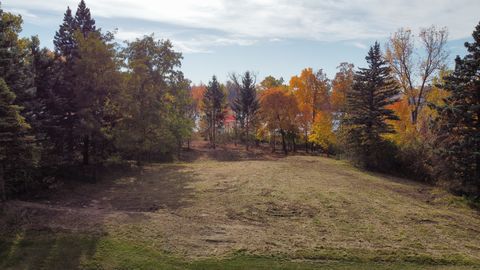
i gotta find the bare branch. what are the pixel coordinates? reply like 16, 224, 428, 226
385, 26, 449, 124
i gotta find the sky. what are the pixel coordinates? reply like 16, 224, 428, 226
4, 0, 480, 85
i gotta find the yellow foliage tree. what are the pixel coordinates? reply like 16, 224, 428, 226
386, 71, 450, 145
308, 112, 336, 154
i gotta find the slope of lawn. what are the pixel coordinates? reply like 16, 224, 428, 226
1, 144, 479, 269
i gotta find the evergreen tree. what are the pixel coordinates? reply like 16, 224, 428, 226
53, 7, 76, 58
74, 0, 97, 38
0, 5, 37, 200
54, 1, 97, 58
434, 21, 480, 192
52, 6, 79, 162
51, 1, 100, 164
0, 7, 33, 109
29, 37, 66, 165
202, 75, 226, 149
346, 42, 399, 169
232, 71, 259, 150
0, 79, 31, 201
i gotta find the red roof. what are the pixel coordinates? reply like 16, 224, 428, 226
224, 115, 236, 123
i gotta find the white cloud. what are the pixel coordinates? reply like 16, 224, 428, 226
4, 0, 480, 52
6, 8, 38, 19
114, 28, 257, 53
352, 42, 368, 49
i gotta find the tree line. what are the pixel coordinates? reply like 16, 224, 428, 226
0, 1, 193, 200
196, 27, 479, 195
0, 0, 478, 200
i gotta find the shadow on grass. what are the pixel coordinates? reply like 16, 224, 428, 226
31, 163, 199, 212
0, 230, 100, 270
0, 163, 202, 269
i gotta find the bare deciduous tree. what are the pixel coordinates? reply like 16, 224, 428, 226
385, 26, 449, 124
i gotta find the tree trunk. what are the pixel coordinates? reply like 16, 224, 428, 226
280, 129, 288, 155
245, 121, 250, 151
0, 163, 5, 202
476, 148, 480, 193
234, 122, 238, 146
177, 140, 182, 159
272, 133, 276, 152
83, 135, 89, 165
213, 109, 216, 149
292, 136, 297, 152
212, 124, 216, 149
67, 125, 75, 163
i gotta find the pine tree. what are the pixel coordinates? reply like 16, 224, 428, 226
74, 0, 97, 38
346, 42, 399, 169
232, 71, 259, 150
51, 1, 100, 164
0, 7, 33, 108
202, 75, 226, 149
54, 1, 97, 58
52, 6, 80, 162
434, 21, 480, 192
0, 78, 31, 201
53, 7, 77, 58
29, 37, 66, 165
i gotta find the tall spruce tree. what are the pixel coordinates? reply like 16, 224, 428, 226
202, 75, 226, 149
74, 0, 97, 38
346, 42, 399, 169
0, 7, 33, 110
434, 21, 480, 193
232, 71, 259, 150
29, 37, 66, 165
54, 1, 96, 57
0, 79, 31, 201
53, 7, 76, 58
52, 0, 100, 164
0, 5, 35, 200
53, 5, 79, 162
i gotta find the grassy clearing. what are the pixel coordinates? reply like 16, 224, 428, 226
1, 146, 480, 269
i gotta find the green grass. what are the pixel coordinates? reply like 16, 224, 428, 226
1, 232, 477, 270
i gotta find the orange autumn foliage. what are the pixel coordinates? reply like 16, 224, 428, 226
191, 84, 206, 115
331, 63, 354, 112
259, 86, 299, 134
289, 68, 330, 139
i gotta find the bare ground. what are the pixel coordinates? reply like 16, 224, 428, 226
1, 142, 480, 264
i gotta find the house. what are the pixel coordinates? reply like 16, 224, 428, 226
223, 114, 236, 133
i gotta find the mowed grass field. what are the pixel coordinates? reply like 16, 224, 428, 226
1, 144, 480, 269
